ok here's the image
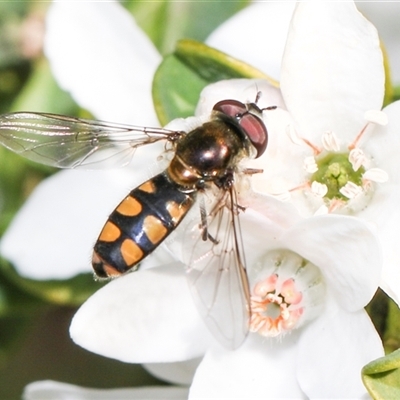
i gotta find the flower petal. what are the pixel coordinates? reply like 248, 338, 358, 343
195, 79, 285, 118
1, 169, 140, 279
358, 3, 400, 84
354, 102, 400, 305
281, 2, 384, 140
361, 101, 400, 185
189, 335, 305, 399
144, 358, 201, 386
23, 380, 189, 400
44, 2, 161, 125
297, 302, 384, 398
70, 264, 213, 363
206, 2, 296, 79
359, 185, 400, 305
281, 215, 381, 311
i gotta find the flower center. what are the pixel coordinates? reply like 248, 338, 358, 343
249, 250, 325, 338
311, 152, 365, 200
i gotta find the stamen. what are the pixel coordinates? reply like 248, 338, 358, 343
311, 181, 328, 198
286, 124, 321, 154
349, 123, 370, 150
339, 181, 363, 199
304, 156, 318, 173
321, 131, 340, 152
349, 148, 367, 171
364, 110, 388, 126
286, 124, 303, 145
363, 168, 389, 183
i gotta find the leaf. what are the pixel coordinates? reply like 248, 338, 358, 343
0, 261, 104, 307
153, 39, 275, 125
124, 0, 250, 55
381, 42, 394, 107
362, 349, 400, 399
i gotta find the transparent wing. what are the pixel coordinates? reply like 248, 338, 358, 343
0, 112, 183, 168
184, 186, 250, 349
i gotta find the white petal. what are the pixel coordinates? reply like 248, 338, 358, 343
23, 380, 188, 400
297, 303, 383, 398
358, 2, 400, 84
281, 2, 384, 141
362, 101, 400, 185
195, 78, 285, 118
206, 2, 295, 80
189, 335, 304, 399
44, 2, 161, 125
0, 169, 140, 279
364, 109, 388, 126
281, 215, 381, 311
144, 358, 201, 386
359, 185, 400, 306
70, 264, 213, 363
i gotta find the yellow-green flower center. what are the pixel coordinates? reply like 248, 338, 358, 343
311, 152, 365, 200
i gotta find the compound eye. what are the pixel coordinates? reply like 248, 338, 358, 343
213, 99, 268, 158
239, 113, 268, 158
212, 99, 247, 118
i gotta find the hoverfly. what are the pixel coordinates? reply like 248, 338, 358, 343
0, 97, 274, 349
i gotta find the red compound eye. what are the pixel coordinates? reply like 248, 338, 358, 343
213, 99, 247, 118
213, 99, 268, 158
238, 112, 268, 158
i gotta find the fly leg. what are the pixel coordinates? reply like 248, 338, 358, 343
199, 196, 219, 244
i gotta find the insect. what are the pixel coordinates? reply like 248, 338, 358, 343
0, 97, 274, 349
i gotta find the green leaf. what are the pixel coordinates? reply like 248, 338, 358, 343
175, 39, 272, 82
0, 261, 104, 307
362, 349, 400, 399
153, 39, 275, 125
124, 0, 250, 55
381, 42, 394, 107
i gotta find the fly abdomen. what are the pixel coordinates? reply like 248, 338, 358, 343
92, 171, 196, 278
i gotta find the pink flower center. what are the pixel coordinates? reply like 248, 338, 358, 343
250, 275, 304, 337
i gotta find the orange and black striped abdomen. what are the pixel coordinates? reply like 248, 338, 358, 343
92, 171, 196, 278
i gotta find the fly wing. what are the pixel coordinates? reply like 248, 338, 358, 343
0, 112, 182, 168
184, 186, 250, 349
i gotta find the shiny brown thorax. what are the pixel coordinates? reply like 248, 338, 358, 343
167, 114, 251, 190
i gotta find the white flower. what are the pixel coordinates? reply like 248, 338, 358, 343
70, 209, 383, 398
243, 1, 400, 306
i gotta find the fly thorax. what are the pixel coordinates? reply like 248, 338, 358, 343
168, 120, 249, 189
